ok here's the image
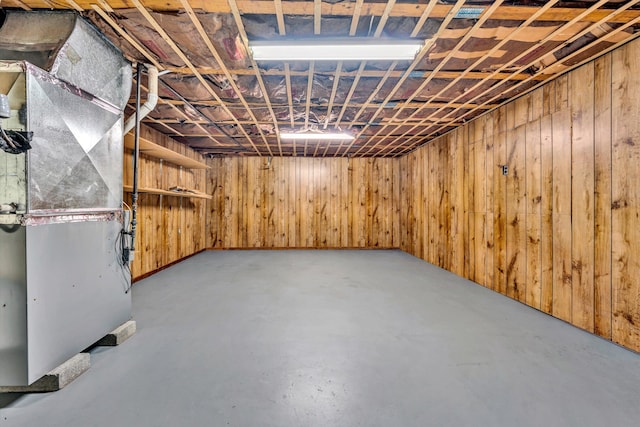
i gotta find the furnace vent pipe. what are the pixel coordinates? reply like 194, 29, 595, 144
123, 65, 158, 136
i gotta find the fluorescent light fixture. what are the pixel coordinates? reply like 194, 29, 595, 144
250, 38, 423, 61
280, 132, 354, 141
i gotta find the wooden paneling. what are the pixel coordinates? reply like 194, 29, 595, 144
206, 157, 397, 248
611, 41, 640, 351
551, 108, 572, 323
506, 118, 526, 303
493, 108, 507, 294
593, 55, 612, 339
570, 63, 595, 332
540, 115, 554, 314
485, 114, 495, 291
451, 128, 465, 277
124, 125, 208, 279
398, 36, 640, 353
525, 119, 542, 309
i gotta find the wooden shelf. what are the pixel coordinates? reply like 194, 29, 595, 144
123, 185, 212, 200
124, 134, 209, 169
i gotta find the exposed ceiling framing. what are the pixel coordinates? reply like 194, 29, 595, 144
3, 0, 640, 157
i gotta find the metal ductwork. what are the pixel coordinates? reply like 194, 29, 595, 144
0, 10, 131, 110
0, 11, 133, 386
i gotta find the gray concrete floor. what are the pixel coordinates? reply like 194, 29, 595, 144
2, 249, 640, 426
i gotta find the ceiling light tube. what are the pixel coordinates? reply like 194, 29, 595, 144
250, 38, 423, 61
280, 132, 354, 141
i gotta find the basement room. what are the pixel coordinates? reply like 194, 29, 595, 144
1, 1, 640, 426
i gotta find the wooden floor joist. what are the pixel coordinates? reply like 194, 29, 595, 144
4, 0, 639, 156
7, 1, 640, 24
394, 0, 640, 156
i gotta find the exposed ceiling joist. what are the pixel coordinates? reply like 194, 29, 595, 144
6, 1, 639, 24
3, 0, 640, 157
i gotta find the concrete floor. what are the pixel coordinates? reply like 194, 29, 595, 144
2, 249, 640, 426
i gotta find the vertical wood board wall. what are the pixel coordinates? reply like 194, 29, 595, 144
123, 125, 208, 279
206, 157, 399, 249
399, 37, 640, 353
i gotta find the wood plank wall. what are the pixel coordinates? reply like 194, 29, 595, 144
399, 37, 640, 353
123, 125, 208, 279
206, 157, 399, 249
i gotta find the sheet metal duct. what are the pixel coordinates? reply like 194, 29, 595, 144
0, 12, 132, 386
0, 10, 131, 110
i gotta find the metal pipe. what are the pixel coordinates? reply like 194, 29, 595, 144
123, 65, 158, 135
129, 62, 143, 264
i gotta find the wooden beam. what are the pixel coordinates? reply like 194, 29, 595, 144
397, 0, 640, 155
353, 0, 505, 156
12, 0, 32, 10
10, 1, 640, 24
273, 0, 296, 142
163, 66, 549, 81
97, 0, 114, 13
130, 0, 262, 155
153, 131, 461, 138
331, 0, 403, 155
313, 0, 321, 35
228, 0, 281, 155
362, 0, 560, 156
322, 0, 363, 147
65, 0, 83, 12
178, 0, 275, 154
343, 0, 398, 129
91, 5, 163, 70
339, 0, 466, 156
147, 118, 461, 127
152, 98, 497, 110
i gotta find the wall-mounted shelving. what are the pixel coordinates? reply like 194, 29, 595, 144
123, 133, 210, 200
124, 134, 210, 170
123, 185, 212, 200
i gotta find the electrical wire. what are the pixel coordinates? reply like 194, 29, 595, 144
0, 123, 32, 154
0, 126, 18, 151
114, 227, 133, 294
